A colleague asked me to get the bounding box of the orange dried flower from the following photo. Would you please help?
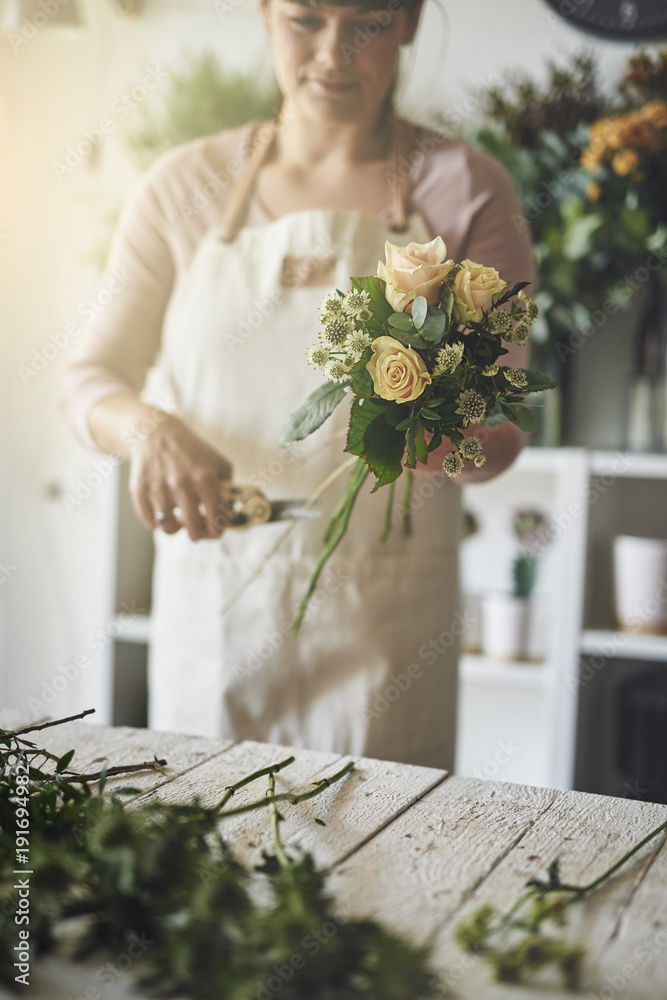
[612,148,640,176]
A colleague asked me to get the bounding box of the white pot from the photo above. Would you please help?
[613,535,667,635]
[481,594,546,663]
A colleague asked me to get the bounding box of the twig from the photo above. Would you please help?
[268,772,291,869]
[558,819,667,897]
[61,759,168,783]
[4,708,96,737]
[216,760,355,820]
[212,755,296,811]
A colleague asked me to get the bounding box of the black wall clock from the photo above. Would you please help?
[542,0,667,41]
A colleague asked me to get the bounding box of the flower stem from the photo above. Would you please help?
[216,760,355,820]
[268,772,291,869]
[379,480,395,543]
[212,755,296,812]
[402,470,413,536]
[219,456,360,617]
[560,819,667,896]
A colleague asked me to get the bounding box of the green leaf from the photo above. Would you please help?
[483,401,510,427]
[388,312,414,332]
[352,275,393,324]
[382,326,431,351]
[97,766,108,796]
[396,413,418,431]
[426,432,443,453]
[414,423,428,464]
[439,284,455,329]
[419,407,442,421]
[521,370,559,392]
[280,381,349,447]
[419,310,447,343]
[412,296,428,329]
[56,749,75,773]
[363,416,406,491]
[346,398,386,457]
[349,347,374,399]
[504,402,537,433]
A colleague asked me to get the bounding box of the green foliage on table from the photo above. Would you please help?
[0,715,442,999]
[125,50,279,169]
[456,824,667,991]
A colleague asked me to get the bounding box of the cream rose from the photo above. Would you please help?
[365,336,431,404]
[452,260,506,325]
[377,236,454,314]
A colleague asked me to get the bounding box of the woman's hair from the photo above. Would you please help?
[287,0,420,10]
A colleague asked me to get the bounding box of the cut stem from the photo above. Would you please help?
[268,772,291,869]
[220,456,360,617]
[379,480,395,543]
[216,760,355,820]
[212,755,296,812]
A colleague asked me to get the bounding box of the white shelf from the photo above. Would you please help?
[112,613,152,644]
[581,629,667,662]
[590,451,667,480]
[460,654,551,687]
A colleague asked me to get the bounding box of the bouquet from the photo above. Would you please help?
[279,237,557,631]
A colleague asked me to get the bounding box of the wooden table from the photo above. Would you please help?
[1,711,666,1000]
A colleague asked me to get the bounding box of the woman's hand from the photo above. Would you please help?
[129,413,233,540]
[86,394,233,541]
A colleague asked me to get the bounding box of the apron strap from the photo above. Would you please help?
[218,116,414,243]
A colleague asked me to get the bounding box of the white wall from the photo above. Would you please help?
[0,0,657,720]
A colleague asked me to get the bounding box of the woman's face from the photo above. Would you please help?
[259,0,422,124]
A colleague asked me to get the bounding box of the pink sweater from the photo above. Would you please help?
[62,122,535,449]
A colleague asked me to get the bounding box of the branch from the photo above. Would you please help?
[3,708,96,737]
[216,760,356,820]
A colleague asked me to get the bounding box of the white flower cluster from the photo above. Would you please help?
[505,291,539,346]
[307,289,373,382]
[432,341,464,377]
[442,435,487,479]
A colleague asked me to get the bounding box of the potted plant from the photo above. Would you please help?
[481,508,548,663]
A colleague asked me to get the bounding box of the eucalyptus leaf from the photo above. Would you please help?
[412,296,428,329]
[388,312,414,332]
[280,381,349,447]
[419,310,447,343]
[384,327,431,351]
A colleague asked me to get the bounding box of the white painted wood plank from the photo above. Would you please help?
[428,788,667,1000]
[327,775,559,942]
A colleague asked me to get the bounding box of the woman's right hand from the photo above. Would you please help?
[128,412,233,541]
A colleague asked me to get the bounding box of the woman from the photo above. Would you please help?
[63,0,534,770]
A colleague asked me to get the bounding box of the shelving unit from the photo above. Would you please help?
[458,447,667,795]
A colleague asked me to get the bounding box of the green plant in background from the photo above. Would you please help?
[511,508,547,600]
[469,50,667,377]
[125,50,279,169]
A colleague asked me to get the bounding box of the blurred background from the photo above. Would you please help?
[1,0,666,801]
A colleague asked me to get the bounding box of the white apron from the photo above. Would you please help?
[145,121,461,770]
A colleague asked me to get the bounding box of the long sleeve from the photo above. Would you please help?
[61,125,252,450]
[410,133,536,296]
